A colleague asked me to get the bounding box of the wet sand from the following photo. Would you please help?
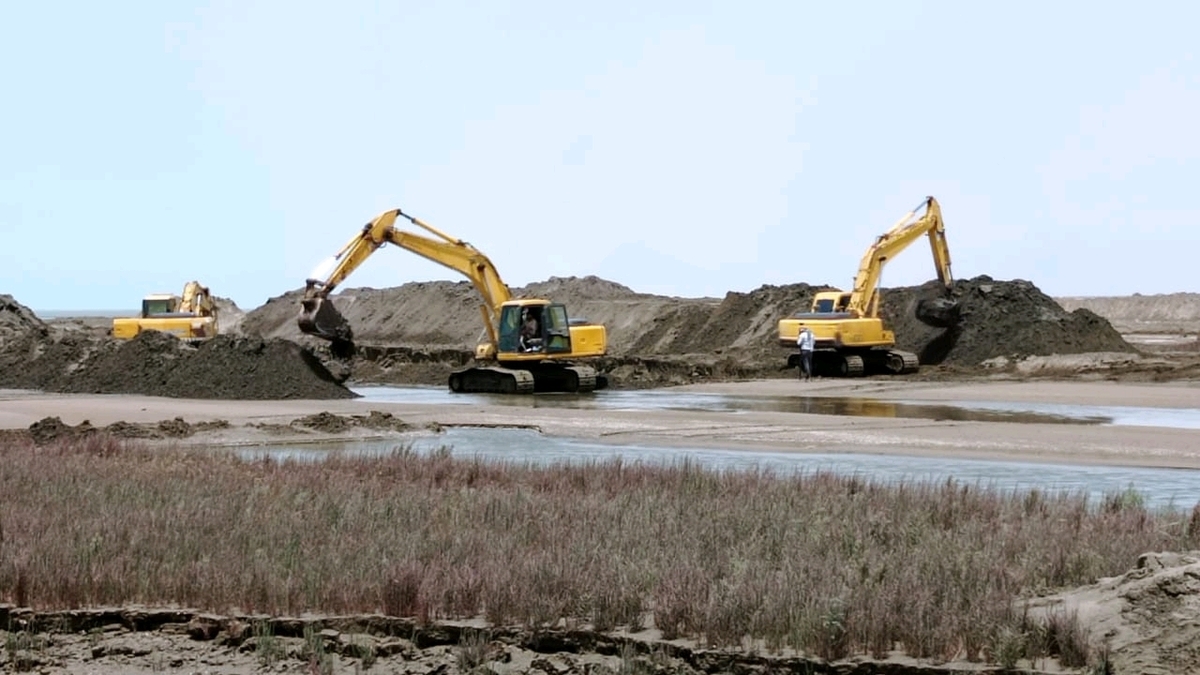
[2,379,1199,469]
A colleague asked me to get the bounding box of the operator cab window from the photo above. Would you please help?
[143,299,173,317]
[520,306,545,353]
[814,298,835,313]
[545,304,571,352]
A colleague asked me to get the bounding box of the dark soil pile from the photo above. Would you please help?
[0,293,48,347]
[160,335,355,400]
[0,300,358,399]
[292,410,413,433]
[627,283,835,357]
[7,416,232,445]
[58,333,357,400]
[881,275,1136,365]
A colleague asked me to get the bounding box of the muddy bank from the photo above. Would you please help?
[2,550,1197,673]
[0,605,1025,675]
[0,411,419,447]
[0,294,356,400]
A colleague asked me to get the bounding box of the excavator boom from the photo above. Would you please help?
[297,208,608,394]
[298,209,511,349]
[845,196,954,319]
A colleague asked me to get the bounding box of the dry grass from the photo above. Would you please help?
[1,433,1196,665]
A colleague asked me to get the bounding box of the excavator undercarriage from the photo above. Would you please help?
[447,362,605,395]
[787,347,920,378]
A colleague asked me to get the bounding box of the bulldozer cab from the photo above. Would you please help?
[498,303,573,356]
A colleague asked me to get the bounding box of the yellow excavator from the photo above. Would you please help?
[112,280,219,342]
[297,208,609,394]
[777,196,957,377]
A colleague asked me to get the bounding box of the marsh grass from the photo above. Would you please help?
[1,434,1196,664]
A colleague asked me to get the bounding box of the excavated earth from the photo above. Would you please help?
[0,294,355,400]
[881,276,1133,366]
[238,274,1142,388]
[0,273,1165,397]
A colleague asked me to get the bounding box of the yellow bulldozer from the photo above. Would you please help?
[297,208,608,394]
[112,280,219,342]
[777,196,958,377]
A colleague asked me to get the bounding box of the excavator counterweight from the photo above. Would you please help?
[296,208,609,394]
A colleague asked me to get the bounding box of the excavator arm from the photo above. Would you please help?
[845,196,954,318]
[298,208,513,349]
[179,281,217,317]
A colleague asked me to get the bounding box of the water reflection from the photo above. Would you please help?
[238,427,1200,511]
[352,386,1123,426]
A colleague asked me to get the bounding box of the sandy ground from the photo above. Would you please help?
[3,378,1200,470]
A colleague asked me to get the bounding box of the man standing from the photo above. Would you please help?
[796,327,815,381]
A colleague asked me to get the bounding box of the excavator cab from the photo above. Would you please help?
[141,295,178,317]
[498,303,575,356]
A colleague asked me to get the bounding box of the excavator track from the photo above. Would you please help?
[447,364,609,395]
[448,366,536,394]
[531,365,597,393]
[883,349,921,374]
[812,351,865,378]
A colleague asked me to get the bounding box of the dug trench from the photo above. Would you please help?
[0,274,1153,400]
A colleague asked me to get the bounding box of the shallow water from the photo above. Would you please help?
[352,385,1200,429]
[238,427,1200,511]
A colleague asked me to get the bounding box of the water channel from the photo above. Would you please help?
[352,385,1200,429]
[233,385,1200,511]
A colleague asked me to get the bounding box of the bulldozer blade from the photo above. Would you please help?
[298,296,355,343]
[915,297,960,328]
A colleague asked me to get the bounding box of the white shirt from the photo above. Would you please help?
[797,330,814,351]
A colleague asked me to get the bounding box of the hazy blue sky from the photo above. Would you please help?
[2,1,1196,311]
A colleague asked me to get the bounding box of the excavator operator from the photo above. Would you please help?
[520,307,543,352]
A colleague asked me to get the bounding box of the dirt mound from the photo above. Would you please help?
[0,293,48,347]
[882,276,1135,366]
[1058,292,1200,334]
[237,274,1134,386]
[0,327,357,400]
[1027,549,1200,674]
[11,416,230,445]
[213,295,247,335]
[1058,292,1200,323]
[292,410,413,433]
[240,279,827,359]
[162,335,355,400]
[520,275,646,301]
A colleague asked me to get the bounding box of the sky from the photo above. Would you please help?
[1,1,1196,311]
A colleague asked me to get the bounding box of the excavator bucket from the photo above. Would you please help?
[298,296,355,348]
[915,296,960,328]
